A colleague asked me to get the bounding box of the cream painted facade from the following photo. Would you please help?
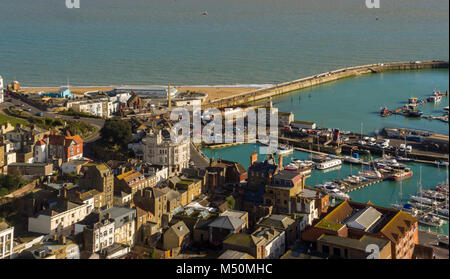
[142,130,190,177]
[114,220,135,248]
[0,224,14,259]
[28,202,91,236]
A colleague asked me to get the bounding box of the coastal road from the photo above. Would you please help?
[190,143,210,169]
[1,97,104,143]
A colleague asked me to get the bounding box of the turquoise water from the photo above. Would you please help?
[269,69,449,135]
[202,70,449,235]
[0,0,448,86]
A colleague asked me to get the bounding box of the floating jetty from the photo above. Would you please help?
[342,178,384,193]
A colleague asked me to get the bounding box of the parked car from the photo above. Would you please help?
[24,107,31,112]
[35,112,44,117]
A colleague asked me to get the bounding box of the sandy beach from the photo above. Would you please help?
[175,86,261,102]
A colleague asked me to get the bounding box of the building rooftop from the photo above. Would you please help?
[344,206,383,232]
[258,214,295,230]
[0,222,12,231]
[116,170,144,184]
[317,234,390,252]
[220,210,247,220]
[223,233,262,248]
[166,221,189,239]
[100,207,136,229]
[218,250,254,259]
[208,216,245,231]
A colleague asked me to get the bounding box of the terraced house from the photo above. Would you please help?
[0,222,14,259]
[79,163,114,209]
[101,207,136,248]
[114,170,157,197]
[44,132,83,162]
[28,190,91,236]
[302,200,419,259]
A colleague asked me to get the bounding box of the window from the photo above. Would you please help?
[333,248,341,257]
[322,245,329,255]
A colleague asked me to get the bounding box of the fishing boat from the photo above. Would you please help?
[276,145,294,155]
[343,156,363,164]
[380,106,391,117]
[291,159,315,169]
[391,168,413,181]
[406,110,423,117]
[435,184,449,194]
[437,208,449,218]
[395,156,413,163]
[358,170,382,179]
[311,154,330,162]
[427,91,443,103]
[417,213,444,227]
[408,97,418,104]
[284,163,313,176]
[376,156,401,168]
[391,203,418,216]
[410,195,438,206]
[419,189,447,202]
[329,191,351,201]
[202,11,208,15]
[343,175,365,185]
[315,159,342,170]
[435,160,449,168]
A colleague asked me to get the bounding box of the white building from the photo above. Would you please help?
[75,213,115,253]
[115,85,178,98]
[28,198,91,236]
[71,101,103,117]
[143,165,169,185]
[101,207,136,248]
[5,152,16,165]
[0,75,4,103]
[34,140,47,163]
[61,160,89,175]
[252,227,285,259]
[142,130,190,177]
[291,120,317,130]
[0,222,14,259]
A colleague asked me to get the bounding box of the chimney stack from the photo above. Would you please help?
[167,84,172,108]
[250,152,258,166]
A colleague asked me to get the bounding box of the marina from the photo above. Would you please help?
[202,69,449,236]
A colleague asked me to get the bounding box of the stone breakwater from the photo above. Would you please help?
[202,60,449,109]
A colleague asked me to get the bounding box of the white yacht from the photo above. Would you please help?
[315,159,342,170]
[276,145,294,155]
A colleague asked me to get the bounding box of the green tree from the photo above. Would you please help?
[0,171,27,192]
[100,118,132,148]
[0,187,9,197]
[226,196,235,210]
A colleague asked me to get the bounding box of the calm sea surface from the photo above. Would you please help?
[0,0,448,86]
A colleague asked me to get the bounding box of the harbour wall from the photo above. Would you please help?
[203,60,449,109]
